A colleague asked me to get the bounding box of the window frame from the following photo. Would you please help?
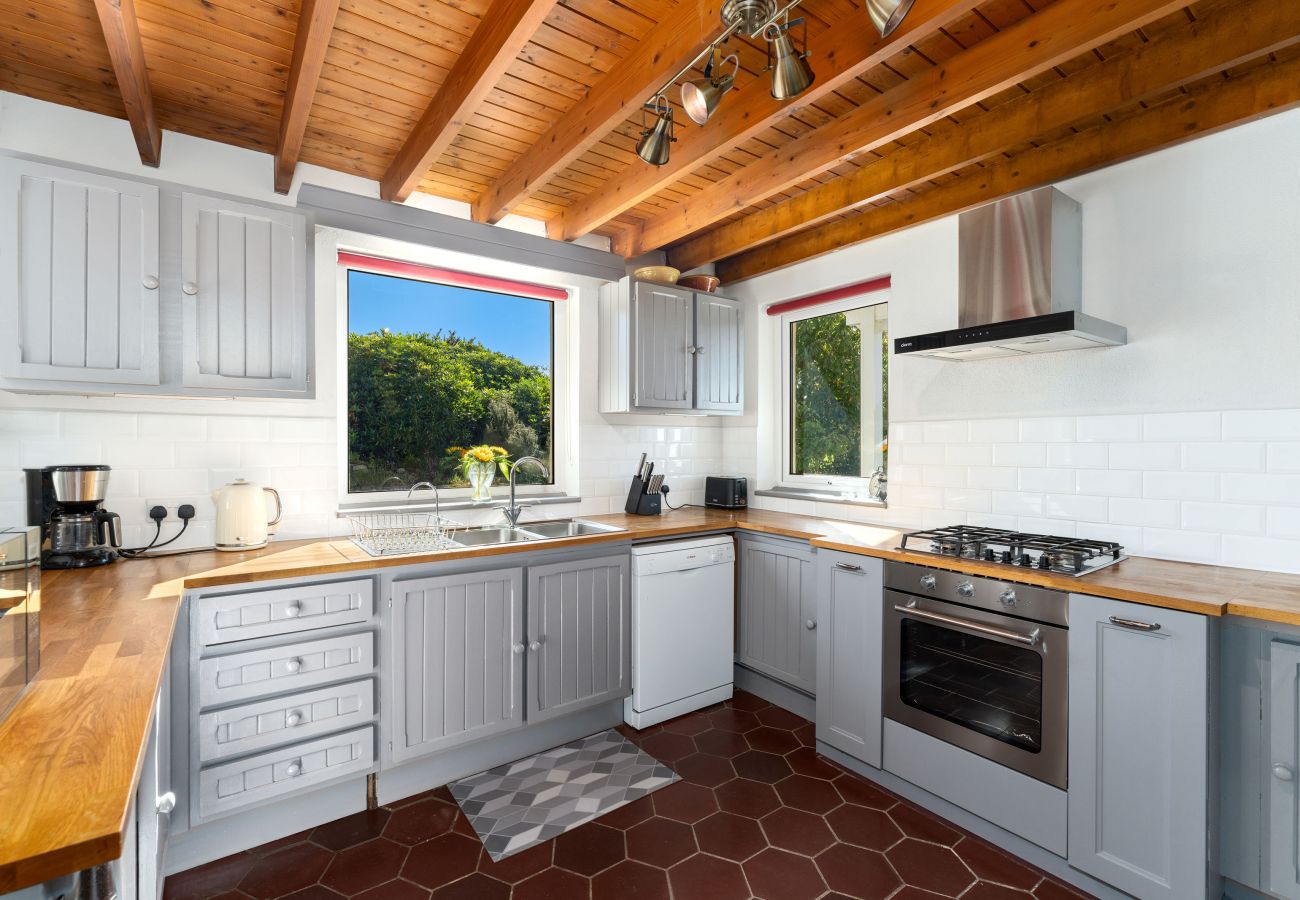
[330,231,576,509]
[778,291,889,494]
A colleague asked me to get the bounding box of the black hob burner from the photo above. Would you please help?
[897,525,1125,576]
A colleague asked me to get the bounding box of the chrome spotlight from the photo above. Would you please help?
[636,96,675,166]
[682,52,740,125]
[865,0,916,37]
[765,20,815,101]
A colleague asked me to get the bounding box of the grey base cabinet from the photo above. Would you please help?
[737,535,816,693]
[1067,593,1210,899]
[391,568,526,763]
[1270,640,1300,899]
[527,555,631,723]
[815,551,884,767]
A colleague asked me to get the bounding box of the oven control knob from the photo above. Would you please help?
[999,589,1017,607]
[920,574,937,590]
[956,581,975,598]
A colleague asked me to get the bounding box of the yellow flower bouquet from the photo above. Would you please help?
[454,445,512,501]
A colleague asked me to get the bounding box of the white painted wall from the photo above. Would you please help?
[0,92,716,549]
[725,107,1300,573]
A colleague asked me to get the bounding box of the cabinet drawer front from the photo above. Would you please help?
[198,632,375,707]
[198,678,375,762]
[198,726,374,820]
[197,579,373,646]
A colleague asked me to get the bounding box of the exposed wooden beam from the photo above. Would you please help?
[91,0,161,166]
[471,0,730,225]
[631,0,1191,258]
[546,0,985,243]
[715,54,1300,284]
[381,0,559,203]
[669,0,1300,270]
[274,0,341,194]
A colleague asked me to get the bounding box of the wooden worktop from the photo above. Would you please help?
[4,505,1300,891]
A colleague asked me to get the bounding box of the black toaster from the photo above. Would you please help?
[704,476,748,509]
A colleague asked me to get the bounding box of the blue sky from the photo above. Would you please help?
[347,271,553,369]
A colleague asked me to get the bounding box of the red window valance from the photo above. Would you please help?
[338,251,569,302]
[765,275,891,316]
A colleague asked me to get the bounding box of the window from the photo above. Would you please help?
[780,296,888,495]
[344,262,558,496]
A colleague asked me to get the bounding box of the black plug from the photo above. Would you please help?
[178,504,196,521]
[149,505,167,522]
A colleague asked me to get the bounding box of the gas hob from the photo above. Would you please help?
[897,525,1125,577]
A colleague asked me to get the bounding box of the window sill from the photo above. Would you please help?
[337,493,580,516]
[755,487,887,509]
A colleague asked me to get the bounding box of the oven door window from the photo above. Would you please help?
[899,617,1043,753]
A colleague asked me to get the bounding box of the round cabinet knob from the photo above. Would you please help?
[284,603,302,618]
[156,791,177,815]
[512,643,526,655]
[805,619,817,630]
[286,711,303,727]
[999,589,1017,607]
[286,761,302,777]
[142,275,159,290]
[957,581,975,598]
[920,575,937,590]
[182,281,198,295]
[1275,764,1296,782]
[284,657,303,674]
[529,641,542,652]
[686,346,697,355]
[695,346,706,354]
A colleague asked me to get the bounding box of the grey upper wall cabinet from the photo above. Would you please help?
[815,550,884,767]
[0,157,161,386]
[181,193,309,392]
[1067,593,1210,900]
[527,555,631,723]
[737,535,817,694]
[599,277,743,415]
[390,568,526,763]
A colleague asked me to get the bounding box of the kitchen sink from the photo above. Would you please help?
[518,519,626,539]
[451,526,537,547]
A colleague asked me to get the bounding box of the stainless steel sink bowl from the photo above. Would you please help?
[518,519,626,539]
[451,527,537,547]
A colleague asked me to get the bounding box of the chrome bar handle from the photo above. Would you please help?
[1108,615,1161,632]
[894,602,1040,646]
[834,562,863,573]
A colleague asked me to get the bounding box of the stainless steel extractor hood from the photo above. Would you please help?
[894,188,1126,360]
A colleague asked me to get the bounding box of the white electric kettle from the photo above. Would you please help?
[212,479,283,551]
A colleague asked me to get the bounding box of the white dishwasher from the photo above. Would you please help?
[624,535,736,729]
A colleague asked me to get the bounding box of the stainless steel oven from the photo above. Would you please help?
[883,561,1068,789]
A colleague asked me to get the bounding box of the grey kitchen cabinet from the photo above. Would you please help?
[1068,593,1210,899]
[0,156,160,387]
[815,550,883,767]
[180,193,308,392]
[390,568,526,763]
[737,535,817,693]
[1270,639,1300,899]
[527,554,631,723]
[598,277,743,415]
[136,660,173,900]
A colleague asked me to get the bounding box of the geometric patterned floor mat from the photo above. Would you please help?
[448,728,678,861]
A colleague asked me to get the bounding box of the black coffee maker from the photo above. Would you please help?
[25,465,123,568]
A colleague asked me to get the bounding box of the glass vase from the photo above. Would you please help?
[467,461,496,502]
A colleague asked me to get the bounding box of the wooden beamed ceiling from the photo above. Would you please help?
[2,0,1296,280]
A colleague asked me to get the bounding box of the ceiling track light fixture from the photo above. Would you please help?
[634,0,915,164]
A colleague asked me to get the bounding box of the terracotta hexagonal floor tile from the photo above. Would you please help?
[729,692,772,713]
[513,866,591,900]
[277,886,344,899]
[667,853,750,900]
[1033,878,1094,899]
[626,816,698,868]
[887,838,977,896]
[661,713,714,736]
[732,750,793,783]
[693,811,767,861]
[239,841,333,899]
[775,773,844,814]
[709,707,761,734]
[743,846,829,900]
[553,822,626,875]
[591,860,671,900]
[384,797,462,845]
[639,730,698,763]
[400,833,482,890]
[478,840,553,884]
[889,888,950,900]
[674,752,736,787]
[963,882,1037,899]
[784,746,843,780]
[694,728,751,758]
[756,705,807,730]
[888,804,965,846]
[825,804,904,851]
[311,808,392,851]
[320,837,409,895]
[596,794,656,830]
[793,722,816,747]
[353,878,432,900]
[760,806,836,857]
[715,777,782,818]
[430,873,509,900]
[746,726,801,755]
[816,843,902,900]
[652,781,718,823]
[163,852,256,899]
[954,837,1044,890]
[834,774,899,810]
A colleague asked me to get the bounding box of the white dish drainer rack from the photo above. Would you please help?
[341,483,465,556]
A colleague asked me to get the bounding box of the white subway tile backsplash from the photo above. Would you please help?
[1268,443,1300,473]
[1223,535,1300,573]
[945,443,992,467]
[140,414,206,441]
[1143,472,1218,502]
[1075,469,1142,497]
[174,442,244,469]
[1077,521,1144,555]
[0,410,60,439]
[1108,443,1180,471]
[0,442,17,469]
[968,418,1018,443]
[242,443,302,468]
[1108,497,1179,528]
[992,443,1046,467]
[1142,412,1221,442]
[1181,502,1265,535]
[1223,474,1300,505]
[102,440,174,470]
[61,412,138,439]
[1019,417,1075,443]
[1143,528,1221,563]
[20,440,103,468]
[923,421,968,444]
[1267,508,1300,540]
[966,467,1018,491]
[207,416,273,442]
[992,491,1044,517]
[1018,517,1074,537]
[140,468,211,496]
[1044,494,1108,523]
[1047,443,1108,469]
[1017,468,1074,493]
[270,418,334,442]
[942,489,990,512]
[1181,442,1265,472]
[923,466,967,488]
[1223,409,1300,441]
[1076,414,1142,443]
